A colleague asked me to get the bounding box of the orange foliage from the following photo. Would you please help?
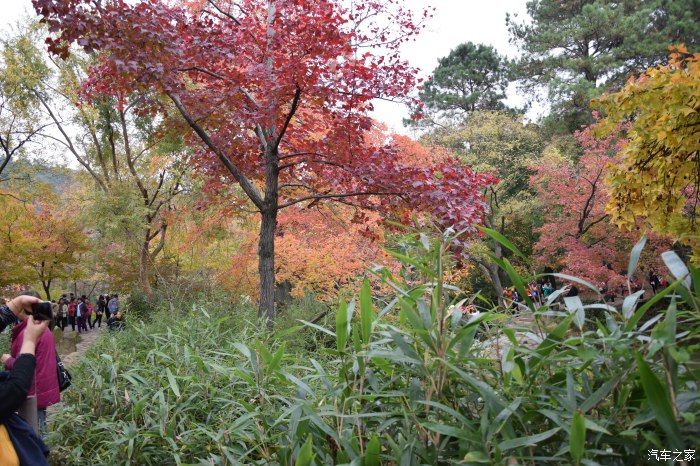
[225,205,390,301]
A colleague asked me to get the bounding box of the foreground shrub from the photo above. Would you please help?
[49,231,699,465]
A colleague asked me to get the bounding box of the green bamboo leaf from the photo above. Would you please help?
[564,296,585,330]
[230,410,258,431]
[421,422,475,441]
[498,427,561,451]
[463,451,490,463]
[269,343,285,372]
[662,250,691,289]
[580,374,622,413]
[336,300,349,352]
[386,250,430,275]
[489,253,534,308]
[487,397,522,441]
[297,319,336,337]
[536,315,573,357]
[295,436,315,466]
[545,273,601,294]
[445,362,505,412]
[622,290,645,319]
[627,235,647,280]
[360,279,375,343]
[363,433,380,466]
[626,278,682,331]
[165,368,180,398]
[416,400,471,425]
[583,418,611,435]
[282,371,315,399]
[691,264,700,299]
[635,354,683,450]
[569,410,585,465]
[478,225,529,262]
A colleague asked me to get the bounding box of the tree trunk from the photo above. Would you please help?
[138,232,153,296]
[42,280,52,301]
[258,207,277,323]
[477,260,504,307]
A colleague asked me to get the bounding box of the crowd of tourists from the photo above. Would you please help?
[52,293,124,333]
[502,270,668,309]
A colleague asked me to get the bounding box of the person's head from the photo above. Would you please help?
[19,290,40,299]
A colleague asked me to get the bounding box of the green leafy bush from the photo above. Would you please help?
[48,230,699,465]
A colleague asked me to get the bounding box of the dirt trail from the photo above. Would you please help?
[56,325,106,367]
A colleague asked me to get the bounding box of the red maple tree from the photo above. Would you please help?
[532,123,668,294]
[34,0,494,320]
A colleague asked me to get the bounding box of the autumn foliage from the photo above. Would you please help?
[222,206,388,301]
[34,0,494,318]
[0,187,88,299]
[532,124,668,292]
[594,48,700,260]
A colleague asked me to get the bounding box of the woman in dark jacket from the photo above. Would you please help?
[0,296,51,465]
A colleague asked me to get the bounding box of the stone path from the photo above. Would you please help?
[56,325,105,367]
[478,309,542,359]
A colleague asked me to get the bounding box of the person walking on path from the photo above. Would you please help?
[58,298,68,331]
[94,295,106,329]
[85,298,94,329]
[68,299,76,331]
[107,294,119,318]
[76,297,88,334]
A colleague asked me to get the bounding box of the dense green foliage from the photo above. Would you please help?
[507,0,700,132]
[412,42,509,126]
[423,111,546,302]
[48,231,699,465]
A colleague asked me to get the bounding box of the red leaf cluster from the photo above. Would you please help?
[34,0,491,232]
[532,124,669,293]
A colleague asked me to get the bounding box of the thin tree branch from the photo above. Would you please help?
[167,92,264,210]
[272,85,301,152]
[279,190,400,209]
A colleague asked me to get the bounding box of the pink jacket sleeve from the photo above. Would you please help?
[4,356,16,370]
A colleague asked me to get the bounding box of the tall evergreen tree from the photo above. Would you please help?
[411,42,510,126]
[507,0,700,133]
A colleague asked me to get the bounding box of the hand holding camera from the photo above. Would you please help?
[29,302,53,321]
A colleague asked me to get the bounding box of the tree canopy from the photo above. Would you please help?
[413,42,509,125]
[595,48,700,260]
[508,0,700,132]
[34,0,494,320]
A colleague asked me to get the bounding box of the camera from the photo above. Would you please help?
[30,302,53,321]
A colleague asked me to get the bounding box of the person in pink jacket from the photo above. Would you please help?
[2,307,60,438]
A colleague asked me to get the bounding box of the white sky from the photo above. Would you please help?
[1,0,534,136]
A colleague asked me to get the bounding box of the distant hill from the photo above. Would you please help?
[2,158,77,193]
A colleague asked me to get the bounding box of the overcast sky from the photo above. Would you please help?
[1,0,533,135]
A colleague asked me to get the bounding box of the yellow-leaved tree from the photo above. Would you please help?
[594,47,699,258]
